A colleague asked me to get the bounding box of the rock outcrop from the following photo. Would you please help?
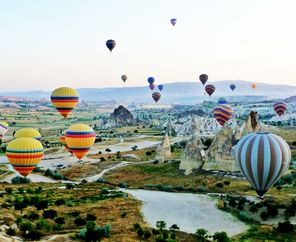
[156,134,171,163]
[111,105,134,126]
[207,126,233,162]
[241,111,263,136]
[179,135,206,175]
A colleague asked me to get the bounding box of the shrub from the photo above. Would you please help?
[249,206,258,213]
[28,212,39,220]
[260,212,268,220]
[43,209,57,219]
[86,214,97,221]
[133,223,141,231]
[5,187,13,194]
[277,220,294,233]
[118,182,128,189]
[223,181,230,186]
[97,178,106,183]
[36,218,51,231]
[74,217,86,227]
[6,227,16,236]
[137,228,144,238]
[26,230,42,240]
[174,185,184,191]
[143,230,152,240]
[267,205,278,217]
[216,183,224,188]
[12,176,31,184]
[35,200,48,210]
[55,199,65,206]
[212,231,230,242]
[197,186,206,193]
[66,183,74,190]
[101,188,109,195]
[237,211,252,222]
[69,211,80,217]
[195,228,209,241]
[19,221,34,233]
[54,217,65,225]
[145,151,152,156]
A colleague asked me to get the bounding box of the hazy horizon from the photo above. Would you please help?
[1,0,296,91]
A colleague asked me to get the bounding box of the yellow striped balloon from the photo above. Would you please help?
[65,124,95,160]
[6,138,44,177]
[0,122,9,138]
[51,87,79,118]
[59,130,72,154]
[14,128,41,140]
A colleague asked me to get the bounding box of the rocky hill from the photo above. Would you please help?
[111,105,134,126]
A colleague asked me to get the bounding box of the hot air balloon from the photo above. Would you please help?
[230,84,236,91]
[121,75,127,83]
[205,84,215,96]
[170,18,177,26]
[149,84,156,90]
[213,103,233,126]
[65,124,96,160]
[0,122,9,139]
[14,128,41,140]
[158,84,164,91]
[218,97,227,104]
[51,87,79,119]
[273,102,287,116]
[235,132,291,198]
[152,92,161,103]
[6,137,44,177]
[251,83,256,90]
[199,74,208,86]
[147,77,155,85]
[59,130,72,154]
[106,39,116,52]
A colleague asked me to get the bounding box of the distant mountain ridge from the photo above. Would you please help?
[0,81,295,105]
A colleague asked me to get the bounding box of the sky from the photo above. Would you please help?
[0,0,296,91]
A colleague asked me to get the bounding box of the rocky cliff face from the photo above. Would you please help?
[179,135,206,175]
[111,105,134,126]
[207,126,234,162]
[156,134,171,163]
[241,111,264,136]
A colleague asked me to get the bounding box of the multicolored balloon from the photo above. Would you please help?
[149,84,156,90]
[59,130,72,154]
[51,87,79,118]
[147,77,155,85]
[65,124,96,160]
[6,137,44,177]
[235,132,291,198]
[170,18,177,26]
[14,128,41,140]
[158,84,164,91]
[273,102,287,116]
[230,84,236,91]
[205,84,215,96]
[106,39,116,52]
[121,75,127,82]
[0,122,9,139]
[213,103,233,126]
[152,92,161,103]
[199,74,208,86]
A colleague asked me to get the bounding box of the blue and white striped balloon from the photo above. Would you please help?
[235,132,291,198]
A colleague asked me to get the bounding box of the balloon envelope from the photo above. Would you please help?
[149,84,156,90]
[65,124,96,160]
[147,77,155,85]
[0,122,9,138]
[251,83,256,89]
[152,92,161,103]
[205,84,215,96]
[51,87,79,118]
[235,132,291,198]
[6,137,44,177]
[14,128,41,140]
[199,74,208,86]
[170,18,177,26]
[213,104,233,126]
[106,39,116,52]
[158,84,164,91]
[273,102,287,116]
[230,84,236,91]
[218,97,227,104]
[121,75,127,82]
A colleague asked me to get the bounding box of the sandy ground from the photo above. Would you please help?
[123,189,248,236]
